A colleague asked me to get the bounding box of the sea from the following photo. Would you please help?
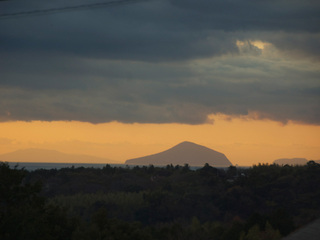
[6,162,236,171]
[7,162,125,171]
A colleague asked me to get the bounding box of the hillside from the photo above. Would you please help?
[125,141,232,167]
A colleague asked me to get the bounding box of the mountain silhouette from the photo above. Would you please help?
[125,141,232,167]
[0,148,115,163]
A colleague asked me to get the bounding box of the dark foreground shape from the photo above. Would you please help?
[282,218,320,240]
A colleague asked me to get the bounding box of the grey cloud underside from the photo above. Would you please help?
[1,57,319,124]
[1,87,319,124]
[0,0,320,124]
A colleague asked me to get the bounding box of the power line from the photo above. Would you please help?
[0,0,150,19]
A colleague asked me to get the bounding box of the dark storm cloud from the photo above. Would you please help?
[1,0,319,61]
[170,0,320,31]
[0,0,320,124]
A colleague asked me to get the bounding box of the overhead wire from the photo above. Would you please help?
[0,0,150,19]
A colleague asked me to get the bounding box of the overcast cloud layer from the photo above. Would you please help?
[1,0,320,124]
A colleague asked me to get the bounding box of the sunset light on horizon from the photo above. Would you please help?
[1,113,319,166]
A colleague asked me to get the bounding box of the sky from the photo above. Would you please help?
[0,0,319,165]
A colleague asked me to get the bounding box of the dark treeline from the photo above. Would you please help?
[1,161,320,240]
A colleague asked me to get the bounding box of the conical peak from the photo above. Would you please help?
[174,141,197,147]
[171,141,214,152]
[126,141,232,167]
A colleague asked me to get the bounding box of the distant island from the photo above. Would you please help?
[125,141,232,167]
[0,148,115,164]
[273,158,320,166]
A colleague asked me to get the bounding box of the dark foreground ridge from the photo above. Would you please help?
[1,161,320,240]
[126,141,232,167]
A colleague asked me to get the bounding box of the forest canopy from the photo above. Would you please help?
[1,161,320,240]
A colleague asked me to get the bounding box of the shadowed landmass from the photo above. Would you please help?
[125,141,232,167]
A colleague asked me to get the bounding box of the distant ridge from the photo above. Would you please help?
[125,141,232,167]
[0,148,115,164]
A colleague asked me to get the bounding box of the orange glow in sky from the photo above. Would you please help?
[0,114,319,166]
